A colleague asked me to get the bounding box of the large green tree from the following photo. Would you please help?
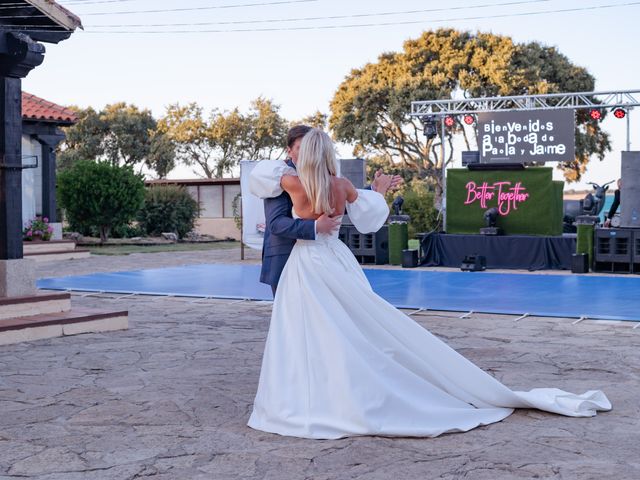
[58,103,176,178]
[329,28,610,203]
[242,97,289,161]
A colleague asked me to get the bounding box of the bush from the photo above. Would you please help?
[137,185,200,239]
[110,223,145,239]
[57,161,145,243]
[387,179,440,238]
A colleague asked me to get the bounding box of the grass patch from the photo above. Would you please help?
[88,241,239,256]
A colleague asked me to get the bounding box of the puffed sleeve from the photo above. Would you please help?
[248,160,297,199]
[346,189,389,233]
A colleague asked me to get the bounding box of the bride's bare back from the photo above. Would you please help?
[281,173,357,220]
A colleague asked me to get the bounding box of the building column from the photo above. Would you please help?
[0,31,45,297]
[0,76,23,260]
[37,133,64,222]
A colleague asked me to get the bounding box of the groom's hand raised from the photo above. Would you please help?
[372,169,403,196]
[316,213,342,235]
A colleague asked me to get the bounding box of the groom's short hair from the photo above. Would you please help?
[287,125,312,148]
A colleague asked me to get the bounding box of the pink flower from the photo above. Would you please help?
[43,217,49,223]
[48,226,54,233]
[26,230,32,236]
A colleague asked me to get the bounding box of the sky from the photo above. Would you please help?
[23,0,640,189]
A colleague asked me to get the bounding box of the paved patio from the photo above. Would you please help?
[0,246,638,479]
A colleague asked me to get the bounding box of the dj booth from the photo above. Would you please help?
[419,232,576,270]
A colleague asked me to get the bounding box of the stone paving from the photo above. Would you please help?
[0,246,638,479]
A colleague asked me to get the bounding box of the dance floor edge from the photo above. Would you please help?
[37,264,640,322]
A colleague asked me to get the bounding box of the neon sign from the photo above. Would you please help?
[464,181,530,216]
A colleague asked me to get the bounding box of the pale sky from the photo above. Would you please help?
[24,0,640,189]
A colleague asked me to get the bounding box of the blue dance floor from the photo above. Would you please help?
[37,264,640,322]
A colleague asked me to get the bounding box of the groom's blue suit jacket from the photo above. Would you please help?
[260,159,315,288]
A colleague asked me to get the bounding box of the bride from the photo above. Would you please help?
[247,128,611,440]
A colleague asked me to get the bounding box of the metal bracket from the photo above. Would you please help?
[0,155,38,170]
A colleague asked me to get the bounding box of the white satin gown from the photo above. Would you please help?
[246,161,611,440]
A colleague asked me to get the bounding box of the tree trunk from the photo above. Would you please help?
[99,225,110,244]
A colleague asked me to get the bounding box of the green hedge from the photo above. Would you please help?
[137,185,201,239]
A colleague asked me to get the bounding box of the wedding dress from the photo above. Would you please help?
[246,161,611,440]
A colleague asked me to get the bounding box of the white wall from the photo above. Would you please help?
[21,135,42,228]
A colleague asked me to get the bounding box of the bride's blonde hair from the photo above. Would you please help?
[297,128,339,215]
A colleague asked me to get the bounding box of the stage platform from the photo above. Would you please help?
[37,264,640,322]
[419,233,577,270]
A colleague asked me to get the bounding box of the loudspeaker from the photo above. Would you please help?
[341,225,389,265]
[339,158,366,189]
[594,228,633,273]
[621,151,640,228]
[571,253,589,274]
[460,255,486,271]
[402,249,419,268]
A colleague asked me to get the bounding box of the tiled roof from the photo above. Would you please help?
[22,92,78,124]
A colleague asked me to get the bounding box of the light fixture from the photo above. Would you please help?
[589,109,602,121]
[422,115,438,139]
[463,114,475,125]
[444,116,456,127]
[613,107,626,119]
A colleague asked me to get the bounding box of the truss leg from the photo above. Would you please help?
[229,298,251,305]
[114,293,138,300]
[572,316,587,325]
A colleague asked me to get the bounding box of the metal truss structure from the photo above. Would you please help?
[410,89,640,117]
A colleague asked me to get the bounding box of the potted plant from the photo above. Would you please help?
[23,216,54,241]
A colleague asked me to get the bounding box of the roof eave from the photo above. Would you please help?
[23,0,83,31]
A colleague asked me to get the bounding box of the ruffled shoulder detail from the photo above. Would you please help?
[346,189,389,233]
[249,160,297,199]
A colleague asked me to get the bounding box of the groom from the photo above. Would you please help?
[259,125,401,295]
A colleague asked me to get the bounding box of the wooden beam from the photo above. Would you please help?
[0,77,24,259]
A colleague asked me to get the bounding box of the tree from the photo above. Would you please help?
[146,132,176,179]
[57,160,145,243]
[158,98,289,178]
[158,103,234,178]
[329,28,610,203]
[242,97,289,161]
[100,103,157,167]
[58,103,177,177]
[296,110,328,130]
[57,106,107,171]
